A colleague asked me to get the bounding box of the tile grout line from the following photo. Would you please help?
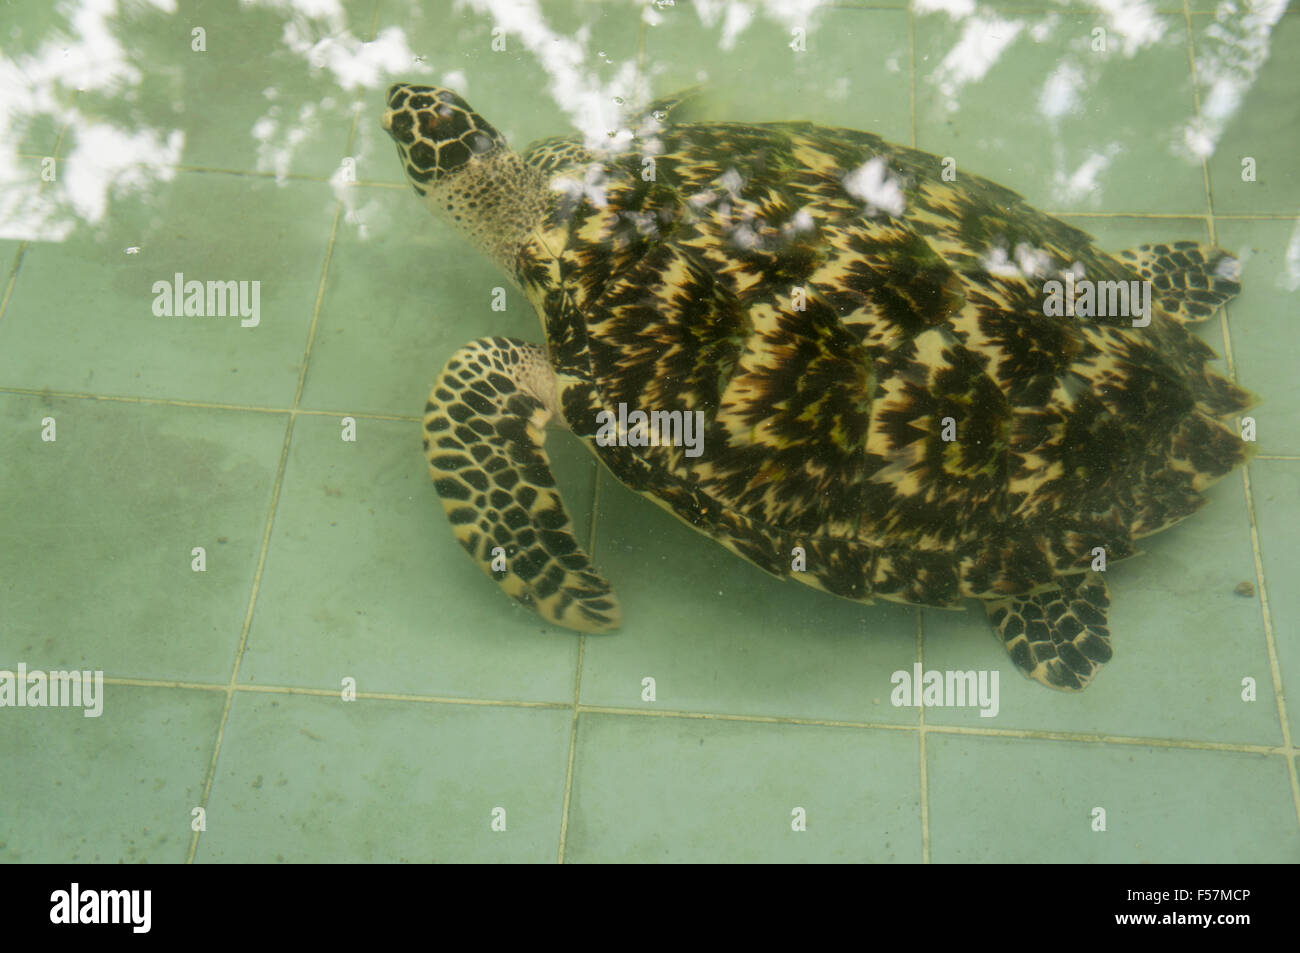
[558,469,610,864]
[6,159,1293,220]
[1182,0,1300,831]
[915,608,930,864]
[556,476,604,864]
[0,245,27,331]
[556,633,585,864]
[1179,0,1234,375]
[574,705,1294,756]
[906,0,916,151]
[907,0,929,866]
[3,158,413,188]
[1240,464,1300,826]
[183,25,377,859]
[36,667,1297,755]
[184,415,295,864]
[555,0,653,865]
[5,384,1300,462]
[0,91,80,335]
[907,722,1288,755]
[0,386,423,422]
[1050,211,1294,220]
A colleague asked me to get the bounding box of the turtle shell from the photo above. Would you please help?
[512,120,1254,609]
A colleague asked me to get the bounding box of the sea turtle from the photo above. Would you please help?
[381,82,1254,691]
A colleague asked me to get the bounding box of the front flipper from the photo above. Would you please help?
[984,573,1113,691]
[423,336,620,632]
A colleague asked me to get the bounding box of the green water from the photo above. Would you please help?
[0,0,1297,863]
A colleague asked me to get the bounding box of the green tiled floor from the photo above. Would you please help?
[0,173,336,405]
[915,12,1209,214]
[1,0,1296,864]
[196,694,574,863]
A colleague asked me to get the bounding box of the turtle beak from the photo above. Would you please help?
[382,83,421,143]
[382,85,405,133]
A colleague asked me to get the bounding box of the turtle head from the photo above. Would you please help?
[382,84,508,188]
[382,83,546,271]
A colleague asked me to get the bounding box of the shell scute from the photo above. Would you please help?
[519,119,1254,606]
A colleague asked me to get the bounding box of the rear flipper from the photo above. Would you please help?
[1117,241,1241,324]
[423,337,620,632]
[985,573,1113,691]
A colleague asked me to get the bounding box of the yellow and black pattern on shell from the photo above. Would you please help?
[514,120,1255,609]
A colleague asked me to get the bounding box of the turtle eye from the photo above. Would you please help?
[417,103,472,142]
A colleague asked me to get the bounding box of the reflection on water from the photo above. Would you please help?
[0,0,1295,864]
[0,0,1293,260]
